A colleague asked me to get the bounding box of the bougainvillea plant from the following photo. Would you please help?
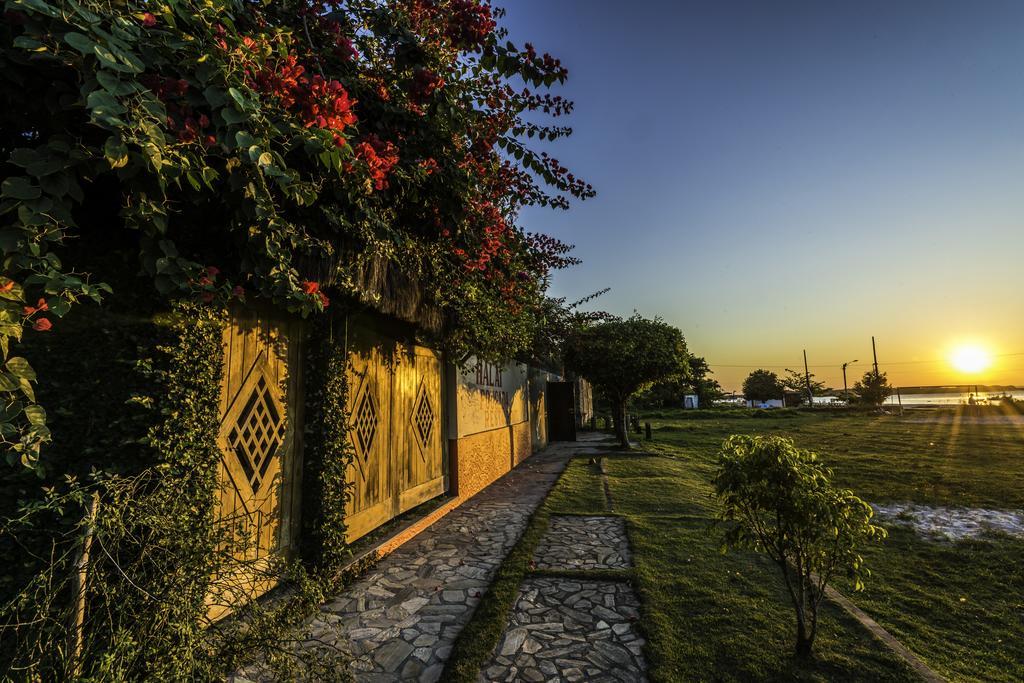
[0,0,593,472]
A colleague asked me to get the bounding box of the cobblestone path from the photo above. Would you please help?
[479,510,647,682]
[235,435,611,683]
[480,578,645,683]
[532,516,632,571]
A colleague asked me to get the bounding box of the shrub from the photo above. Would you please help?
[712,435,887,657]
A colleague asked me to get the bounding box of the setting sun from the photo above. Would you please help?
[950,345,993,374]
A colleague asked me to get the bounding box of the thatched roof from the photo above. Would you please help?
[300,251,444,336]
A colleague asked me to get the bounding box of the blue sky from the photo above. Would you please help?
[500,0,1024,389]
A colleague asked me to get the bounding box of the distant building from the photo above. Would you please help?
[747,399,785,409]
[683,394,699,409]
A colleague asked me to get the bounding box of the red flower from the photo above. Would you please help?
[419,158,439,175]
[354,135,400,190]
[32,318,52,332]
[200,292,215,303]
[205,266,220,278]
[317,291,330,308]
[22,298,48,316]
[301,281,319,295]
[232,285,246,299]
[141,12,157,28]
[0,281,13,294]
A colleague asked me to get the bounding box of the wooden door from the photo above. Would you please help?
[396,343,445,513]
[210,308,303,618]
[344,320,445,542]
[344,324,396,541]
[546,381,577,442]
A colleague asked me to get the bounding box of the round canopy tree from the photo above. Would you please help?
[564,314,688,448]
[742,368,783,403]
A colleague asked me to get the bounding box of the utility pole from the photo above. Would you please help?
[842,359,858,401]
[872,336,879,375]
[803,349,813,406]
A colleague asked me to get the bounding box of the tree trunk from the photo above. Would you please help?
[795,626,813,658]
[613,398,630,449]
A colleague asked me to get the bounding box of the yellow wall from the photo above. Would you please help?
[451,421,531,500]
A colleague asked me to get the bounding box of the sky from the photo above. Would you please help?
[499,0,1024,391]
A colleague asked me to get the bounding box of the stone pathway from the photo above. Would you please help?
[480,510,647,682]
[533,516,631,571]
[234,434,612,682]
[478,578,645,683]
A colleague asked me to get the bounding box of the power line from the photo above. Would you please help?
[708,351,1024,369]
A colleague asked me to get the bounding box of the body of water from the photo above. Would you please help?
[886,390,1024,406]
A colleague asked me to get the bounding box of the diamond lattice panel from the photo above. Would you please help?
[353,386,379,461]
[412,383,435,453]
[226,375,285,494]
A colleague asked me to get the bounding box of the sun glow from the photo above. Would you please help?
[950,345,993,374]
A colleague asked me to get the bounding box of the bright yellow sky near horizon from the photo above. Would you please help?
[693,321,1024,393]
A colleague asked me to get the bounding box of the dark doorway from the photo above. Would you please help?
[546,381,577,442]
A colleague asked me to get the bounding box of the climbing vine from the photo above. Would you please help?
[1,0,592,470]
[0,301,360,680]
[301,310,355,576]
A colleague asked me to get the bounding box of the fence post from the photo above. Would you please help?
[69,491,100,678]
[644,422,652,440]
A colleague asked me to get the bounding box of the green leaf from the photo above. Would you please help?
[221,108,248,125]
[24,404,46,426]
[12,36,46,52]
[103,137,130,168]
[63,32,95,55]
[0,372,17,392]
[96,70,136,96]
[6,357,36,381]
[234,131,255,149]
[18,377,35,403]
[2,177,40,200]
[228,87,248,110]
[93,44,129,72]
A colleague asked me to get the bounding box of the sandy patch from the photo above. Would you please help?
[871,503,1024,541]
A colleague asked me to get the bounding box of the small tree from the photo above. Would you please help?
[853,369,893,406]
[781,369,827,406]
[688,356,724,407]
[564,314,688,448]
[742,369,783,403]
[713,435,886,657]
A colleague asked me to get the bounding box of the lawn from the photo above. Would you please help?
[445,438,918,681]
[640,409,1024,682]
[598,453,915,682]
[445,410,1022,681]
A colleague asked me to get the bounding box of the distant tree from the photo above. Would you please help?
[635,355,721,409]
[853,370,893,406]
[688,356,724,407]
[742,369,783,403]
[564,314,689,448]
[782,369,827,406]
[713,435,887,657]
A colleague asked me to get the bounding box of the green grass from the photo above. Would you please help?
[445,450,917,682]
[642,409,1024,682]
[604,454,915,682]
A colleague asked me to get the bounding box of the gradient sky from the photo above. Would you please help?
[500,0,1024,391]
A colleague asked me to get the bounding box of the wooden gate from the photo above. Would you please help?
[344,320,445,542]
[209,308,303,618]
